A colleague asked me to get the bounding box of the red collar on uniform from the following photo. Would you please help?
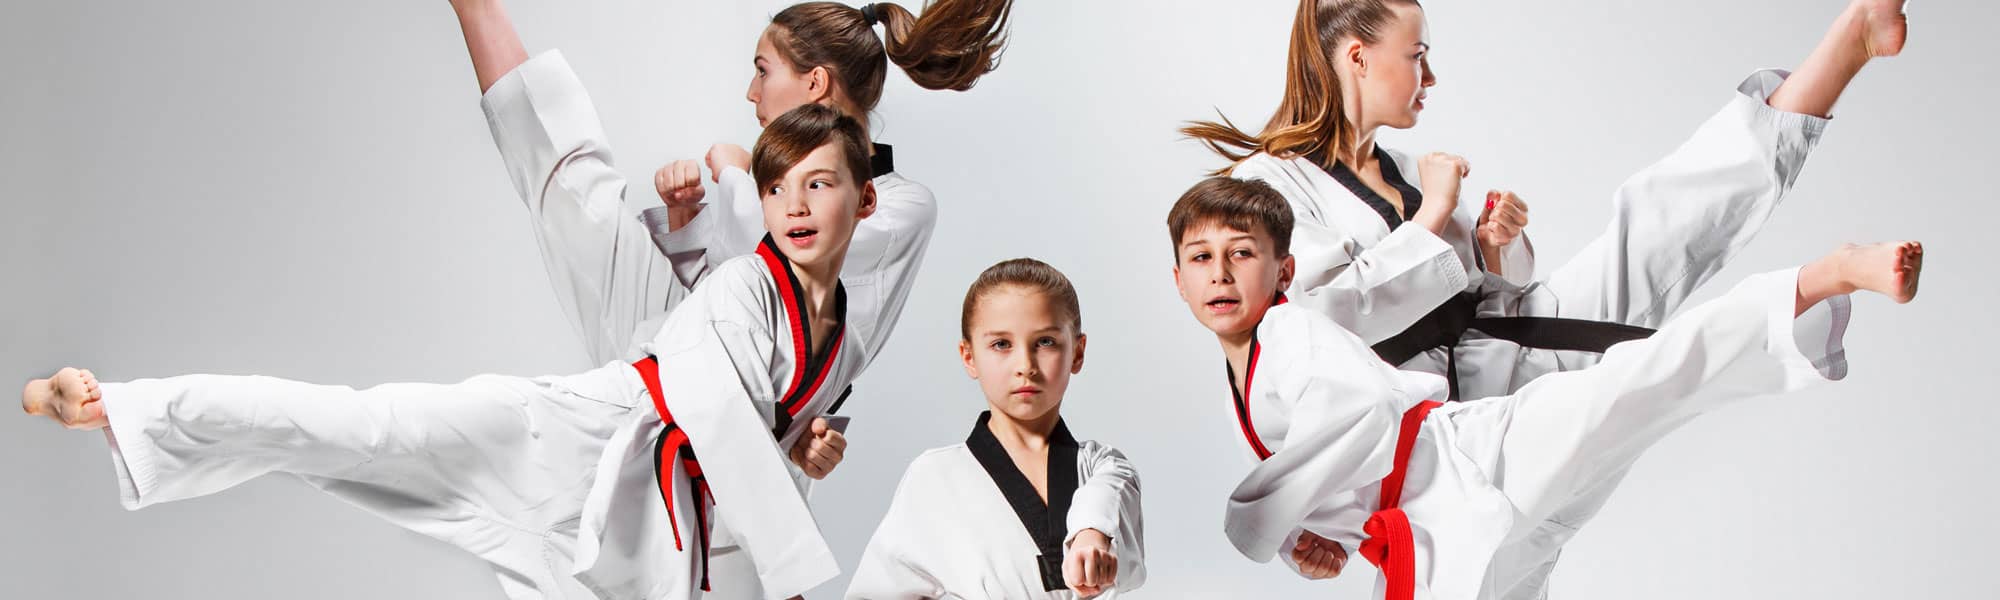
[755,235,848,436]
[1227,292,1289,460]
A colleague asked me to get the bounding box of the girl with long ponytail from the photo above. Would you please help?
[1183,0,1911,594]
[450,0,1017,597]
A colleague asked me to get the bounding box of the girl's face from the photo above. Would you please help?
[747,26,830,128]
[960,286,1086,425]
[1347,4,1436,131]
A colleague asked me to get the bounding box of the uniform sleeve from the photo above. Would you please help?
[1064,442,1147,593]
[1221,329,1410,563]
[481,49,676,364]
[639,165,768,289]
[840,178,940,365]
[1493,232,1536,286]
[844,465,949,600]
[1238,160,1471,346]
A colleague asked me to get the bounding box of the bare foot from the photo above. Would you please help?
[1852,0,1909,58]
[1839,241,1924,303]
[23,368,105,429]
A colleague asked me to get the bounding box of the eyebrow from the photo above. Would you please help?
[798,168,839,179]
[1181,234,1257,249]
[981,326,1063,337]
[1416,42,1431,50]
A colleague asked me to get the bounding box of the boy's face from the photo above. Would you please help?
[1173,222,1294,341]
[959,286,1086,425]
[761,142,876,271]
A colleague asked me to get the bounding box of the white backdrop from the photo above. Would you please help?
[3,1,1994,598]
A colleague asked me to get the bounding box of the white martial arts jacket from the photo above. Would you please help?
[1232,70,1826,401]
[484,51,933,373]
[1221,266,1852,600]
[478,51,936,600]
[846,412,1146,599]
[572,228,931,598]
[1222,299,1514,599]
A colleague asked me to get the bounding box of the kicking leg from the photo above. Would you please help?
[1461,241,1924,528]
[1539,0,1909,330]
[1766,0,1908,118]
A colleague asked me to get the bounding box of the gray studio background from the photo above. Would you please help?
[4,1,1994,598]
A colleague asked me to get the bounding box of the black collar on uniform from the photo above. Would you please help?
[1322,145,1425,229]
[870,143,895,177]
[966,410,1080,591]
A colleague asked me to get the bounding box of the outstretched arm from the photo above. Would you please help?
[450,0,530,94]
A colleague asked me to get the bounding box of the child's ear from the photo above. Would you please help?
[1070,332,1087,375]
[855,180,878,220]
[958,339,979,379]
[1172,265,1187,302]
[1279,254,1296,292]
[1347,40,1368,76]
[807,66,833,103]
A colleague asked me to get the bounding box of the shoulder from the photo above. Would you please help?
[1076,439,1136,472]
[674,254,780,328]
[888,443,973,496]
[1231,152,1308,182]
[903,443,971,478]
[1262,304,1368,362]
[701,254,777,296]
[872,173,938,219]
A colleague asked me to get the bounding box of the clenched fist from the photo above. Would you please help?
[1413,152,1470,235]
[1064,528,1119,598]
[705,143,750,182]
[1292,530,1349,580]
[788,417,847,479]
[1477,190,1530,249]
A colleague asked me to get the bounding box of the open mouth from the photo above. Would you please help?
[785,227,819,244]
[1205,296,1241,312]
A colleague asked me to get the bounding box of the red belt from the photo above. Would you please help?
[633,356,713,592]
[1356,400,1442,600]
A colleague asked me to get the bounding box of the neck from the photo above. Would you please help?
[1342,124,1380,168]
[1219,327,1255,387]
[987,407,1060,455]
[793,256,845,329]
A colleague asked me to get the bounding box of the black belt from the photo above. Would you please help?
[1371,293,1657,400]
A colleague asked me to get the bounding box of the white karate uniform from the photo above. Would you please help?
[483,51,931,371]
[1220,268,1851,600]
[846,412,1146,600]
[1231,70,1829,597]
[96,53,937,600]
[482,49,938,600]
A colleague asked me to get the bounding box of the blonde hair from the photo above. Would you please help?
[1180,0,1421,174]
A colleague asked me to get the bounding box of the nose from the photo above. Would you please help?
[1013,347,1040,379]
[1421,59,1437,88]
[746,78,759,105]
[783,189,811,217]
[1212,263,1235,285]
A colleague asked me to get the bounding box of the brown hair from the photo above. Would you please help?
[960,258,1083,341]
[751,104,874,193]
[1180,0,1421,174]
[769,0,1014,115]
[1166,177,1295,260]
